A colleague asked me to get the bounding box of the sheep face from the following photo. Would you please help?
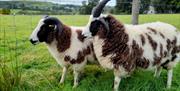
[30,16,62,45]
[82,0,110,38]
[82,15,109,38]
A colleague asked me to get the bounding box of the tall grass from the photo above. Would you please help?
[0,14,22,91]
[0,64,21,91]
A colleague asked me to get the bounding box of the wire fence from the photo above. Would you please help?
[0,13,53,90]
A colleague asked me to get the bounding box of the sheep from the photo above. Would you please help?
[82,0,180,91]
[29,16,97,88]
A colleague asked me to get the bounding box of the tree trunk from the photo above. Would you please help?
[131,0,140,25]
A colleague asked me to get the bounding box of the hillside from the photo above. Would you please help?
[0,1,81,15]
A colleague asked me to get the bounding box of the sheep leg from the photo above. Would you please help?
[73,70,80,88]
[113,76,121,91]
[72,60,87,88]
[154,66,162,77]
[167,69,173,88]
[113,69,121,91]
[59,66,68,84]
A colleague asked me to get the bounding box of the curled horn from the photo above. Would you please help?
[46,17,63,35]
[92,0,110,17]
[43,15,49,18]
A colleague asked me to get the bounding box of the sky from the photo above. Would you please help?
[0,0,116,6]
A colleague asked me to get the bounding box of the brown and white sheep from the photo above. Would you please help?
[82,0,180,91]
[29,16,97,88]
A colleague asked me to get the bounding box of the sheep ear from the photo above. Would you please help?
[98,18,109,32]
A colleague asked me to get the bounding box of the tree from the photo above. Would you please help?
[115,0,132,14]
[79,0,99,14]
[153,0,180,13]
[115,0,152,14]
[140,0,151,13]
[0,8,11,15]
[131,0,140,25]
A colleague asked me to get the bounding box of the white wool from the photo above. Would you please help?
[47,26,94,67]
[125,22,177,69]
[90,21,178,71]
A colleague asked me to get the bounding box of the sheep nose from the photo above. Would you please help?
[83,35,87,39]
[30,39,38,45]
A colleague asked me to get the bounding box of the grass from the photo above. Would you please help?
[0,14,180,91]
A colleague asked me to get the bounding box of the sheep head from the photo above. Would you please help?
[82,0,110,38]
[30,16,63,45]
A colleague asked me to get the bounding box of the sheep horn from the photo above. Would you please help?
[45,17,63,34]
[43,15,49,18]
[92,0,110,17]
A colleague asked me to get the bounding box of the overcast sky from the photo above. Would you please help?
[0,0,116,6]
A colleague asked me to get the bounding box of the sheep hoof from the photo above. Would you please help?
[59,81,64,85]
[113,89,118,91]
[167,85,171,89]
[154,73,159,78]
[153,74,157,78]
[72,85,77,88]
[58,82,65,88]
[154,75,160,78]
[72,84,78,88]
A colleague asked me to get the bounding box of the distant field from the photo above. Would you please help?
[0,14,180,91]
[11,9,42,14]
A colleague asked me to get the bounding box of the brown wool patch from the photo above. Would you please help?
[63,46,93,64]
[171,55,177,61]
[140,34,145,46]
[147,27,157,34]
[96,15,149,72]
[132,40,148,68]
[160,44,163,56]
[64,51,84,64]
[171,37,178,55]
[159,32,165,38]
[75,51,85,64]
[83,46,91,55]
[132,40,144,57]
[56,25,71,52]
[64,56,70,62]
[136,57,150,68]
[90,43,98,61]
[153,54,162,65]
[164,51,167,57]
[76,30,85,42]
[171,45,180,55]
[172,37,177,46]
[161,60,170,69]
[166,39,171,51]
[146,34,157,50]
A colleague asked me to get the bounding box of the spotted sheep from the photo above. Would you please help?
[29,16,97,88]
[82,0,180,91]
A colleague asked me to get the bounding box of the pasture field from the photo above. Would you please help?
[0,14,180,91]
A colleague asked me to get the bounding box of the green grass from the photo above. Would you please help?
[0,14,180,91]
